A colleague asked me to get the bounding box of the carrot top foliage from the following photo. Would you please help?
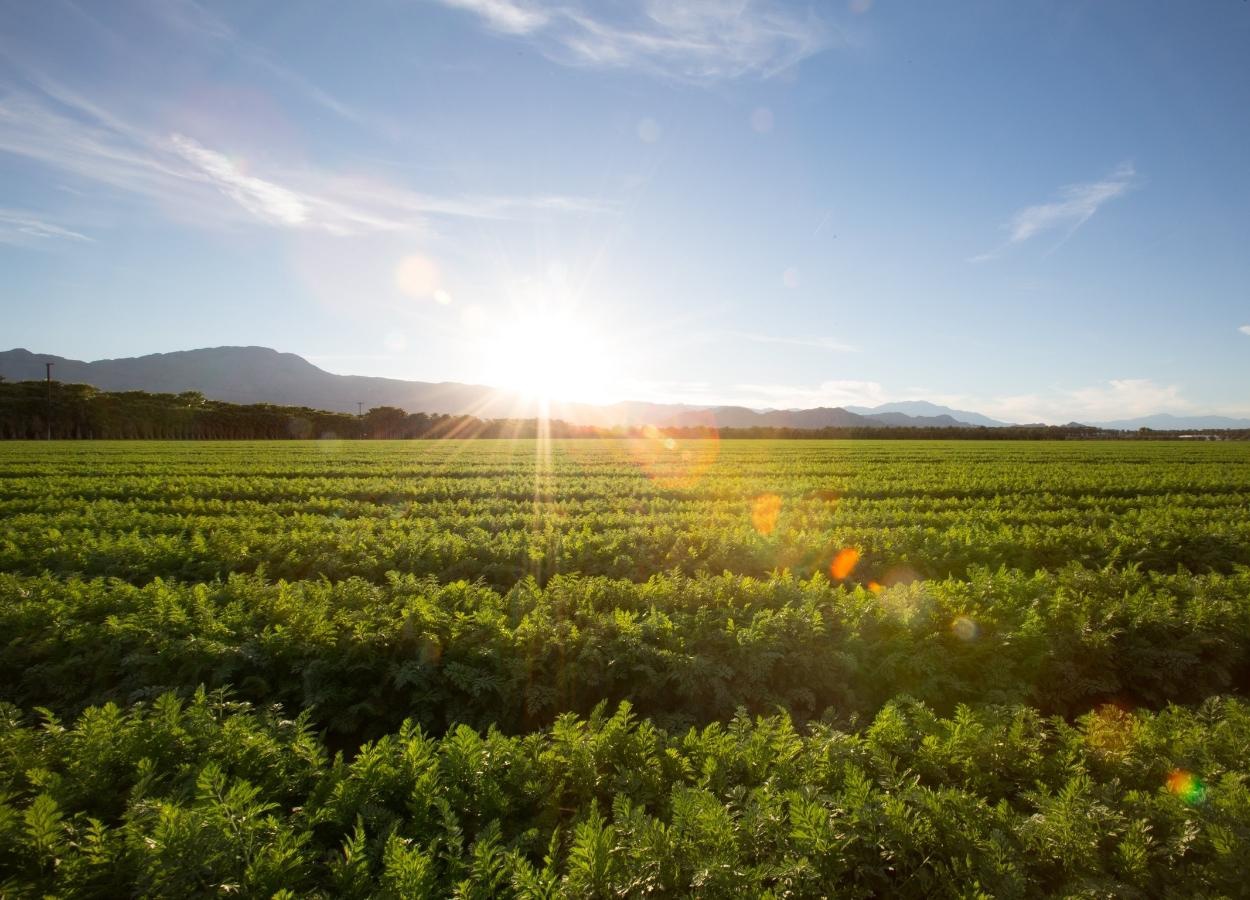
[1,439,1249,896]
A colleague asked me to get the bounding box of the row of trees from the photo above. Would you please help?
[2,379,1247,440]
[0,381,606,440]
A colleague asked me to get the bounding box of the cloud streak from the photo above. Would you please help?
[1239,325,1250,336]
[1009,163,1136,243]
[0,79,608,237]
[142,0,382,130]
[0,209,92,246]
[434,0,838,81]
[973,162,1136,261]
[170,134,309,226]
[929,379,1198,425]
[439,0,552,34]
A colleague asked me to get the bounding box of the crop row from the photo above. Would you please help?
[3,565,1246,739]
[2,691,1247,897]
[3,501,1246,587]
[2,440,1247,498]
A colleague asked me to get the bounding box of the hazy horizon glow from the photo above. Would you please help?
[2,1,1248,424]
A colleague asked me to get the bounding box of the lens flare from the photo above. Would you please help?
[867,580,883,593]
[1167,770,1206,805]
[395,254,442,299]
[950,616,979,641]
[316,433,345,454]
[751,493,782,535]
[627,414,720,491]
[479,302,622,404]
[830,548,860,580]
[880,566,919,587]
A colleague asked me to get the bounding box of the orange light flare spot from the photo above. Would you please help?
[751,493,783,536]
[867,581,883,593]
[1167,769,1207,804]
[830,548,860,580]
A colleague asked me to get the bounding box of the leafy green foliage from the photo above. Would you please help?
[1,439,1248,895]
[0,694,1247,896]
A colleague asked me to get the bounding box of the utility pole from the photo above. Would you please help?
[357,401,363,417]
[45,362,53,441]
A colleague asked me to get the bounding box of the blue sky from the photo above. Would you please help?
[1,0,1247,422]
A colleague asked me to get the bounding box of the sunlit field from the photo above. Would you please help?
[3,439,1250,895]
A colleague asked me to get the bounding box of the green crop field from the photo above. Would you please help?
[3,439,1250,897]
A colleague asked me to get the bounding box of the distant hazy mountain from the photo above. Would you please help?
[0,346,531,417]
[665,406,973,429]
[0,347,976,429]
[1090,413,1250,431]
[845,401,1010,428]
[663,406,875,429]
[14,346,1218,431]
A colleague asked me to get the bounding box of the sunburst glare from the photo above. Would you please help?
[479,277,625,405]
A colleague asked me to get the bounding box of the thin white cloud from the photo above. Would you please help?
[1239,325,1250,336]
[140,0,380,130]
[0,209,92,245]
[0,81,607,236]
[976,379,1186,425]
[434,0,838,81]
[170,134,309,226]
[973,163,1136,261]
[439,0,551,33]
[1009,163,1136,243]
[929,378,1250,425]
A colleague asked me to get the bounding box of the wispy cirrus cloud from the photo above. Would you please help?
[170,134,309,227]
[132,0,381,130]
[922,378,1232,425]
[1008,162,1136,243]
[434,0,839,81]
[0,77,608,238]
[440,0,552,34]
[1239,325,1250,336]
[972,162,1137,261]
[985,378,1186,424]
[0,209,92,246]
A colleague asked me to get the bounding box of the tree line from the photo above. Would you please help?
[1,379,1246,440]
[0,380,604,440]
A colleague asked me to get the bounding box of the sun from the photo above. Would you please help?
[480,306,621,405]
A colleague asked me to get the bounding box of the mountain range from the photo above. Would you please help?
[1086,413,1250,431]
[2,347,1247,431]
[845,401,1009,428]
